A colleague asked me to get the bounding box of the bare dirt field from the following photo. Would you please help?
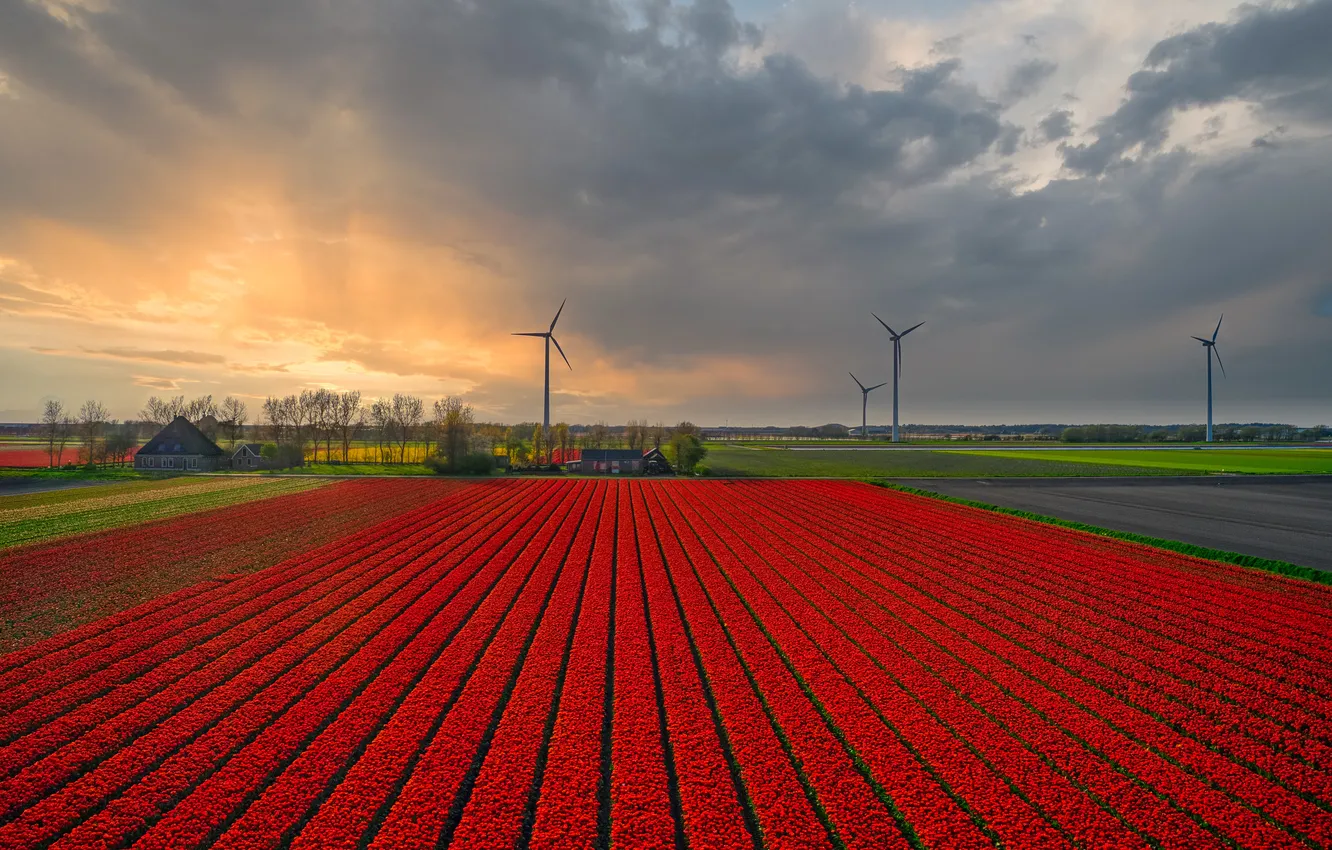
[895,475,1332,572]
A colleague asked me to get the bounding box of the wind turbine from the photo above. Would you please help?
[513,299,571,461]
[849,373,887,440]
[871,315,924,442]
[1192,315,1225,443]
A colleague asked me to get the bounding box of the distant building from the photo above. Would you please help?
[568,447,673,475]
[642,447,672,474]
[231,443,265,471]
[134,416,227,472]
[195,414,220,440]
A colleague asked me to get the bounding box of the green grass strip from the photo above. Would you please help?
[0,477,199,512]
[0,478,326,550]
[875,482,1331,587]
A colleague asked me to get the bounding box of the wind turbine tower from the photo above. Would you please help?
[1192,315,1225,443]
[849,373,887,440]
[513,300,571,460]
[872,315,924,442]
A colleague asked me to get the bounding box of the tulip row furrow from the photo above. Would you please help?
[683,482,1151,848]
[8,482,557,849]
[204,481,585,850]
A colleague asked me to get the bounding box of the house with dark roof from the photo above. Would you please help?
[231,443,265,471]
[134,416,227,472]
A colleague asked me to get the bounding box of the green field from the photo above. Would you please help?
[951,448,1332,475]
[0,477,326,549]
[702,445,1332,477]
[701,446,1197,478]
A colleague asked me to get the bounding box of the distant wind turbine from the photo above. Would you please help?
[849,373,887,440]
[514,300,571,460]
[872,315,925,443]
[1192,315,1225,443]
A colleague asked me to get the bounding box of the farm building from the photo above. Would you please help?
[567,447,673,475]
[642,447,672,474]
[231,443,265,470]
[134,416,227,472]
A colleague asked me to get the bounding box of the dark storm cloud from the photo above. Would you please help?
[1001,58,1057,103]
[1038,109,1074,141]
[2,0,1331,422]
[1063,0,1332,174]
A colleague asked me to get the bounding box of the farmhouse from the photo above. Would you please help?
[568,447,673,475]
[231,443,265,470]
[134,416,227,472]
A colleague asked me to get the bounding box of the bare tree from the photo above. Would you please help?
[292,390,320,461]
[140,397,172,428]
[55,411,73,467]
[335,390,364,462]
[42,400,65,467]
[432,397,475,470]
[625,419,646,451]
[319,389,340,461]
[392,393,424,464]
[370,398,394,463]
[185,395,218,423]
[262,396,286,443]
[106,423,137,465]
[164,395,188,421]
[220,396,247,447]
[78,400,109,465]
[651,421,666,449]
[588,421,609,449]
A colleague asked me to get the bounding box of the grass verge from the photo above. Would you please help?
[876,482,1331,586]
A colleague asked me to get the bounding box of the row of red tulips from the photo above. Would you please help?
[0,479,473,685]
[203,481,585,850]
[1,478,1327,848]
[780,483,1332,782]
[0,481,551,848]
[729,480,1328,848]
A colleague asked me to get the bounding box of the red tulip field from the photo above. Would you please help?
[0,478,1328,848]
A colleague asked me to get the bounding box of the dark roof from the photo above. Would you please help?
[642,447,669,462]
[232,443,263,457]
[580,449,646,461]
[139,416,226,457]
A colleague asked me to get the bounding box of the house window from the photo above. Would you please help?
[145,457,154,468]
[166,458,173,469]
[188,458,198,470]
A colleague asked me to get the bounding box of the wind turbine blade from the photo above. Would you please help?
[513,332,547,337]
[849,372,866,391]
[1212,314,1223,342]
[551,335,572,370]
[900,321,925,337]
[550,298,567,333]
[1212,345,1226,377]
[871,313,896,335]
[867,382,887,391]
[1191,336,1211,344]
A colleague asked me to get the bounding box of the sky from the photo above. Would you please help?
[1,0,1330,427]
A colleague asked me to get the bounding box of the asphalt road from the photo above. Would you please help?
[894,475,1332,572]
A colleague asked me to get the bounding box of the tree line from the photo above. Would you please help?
[39,400,138,468]
[258,390,484,469]
[33,392,710,474]
[1061,423,1328,443]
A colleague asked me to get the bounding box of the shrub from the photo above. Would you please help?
[261,443,305,469]
[425,452,496,475]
